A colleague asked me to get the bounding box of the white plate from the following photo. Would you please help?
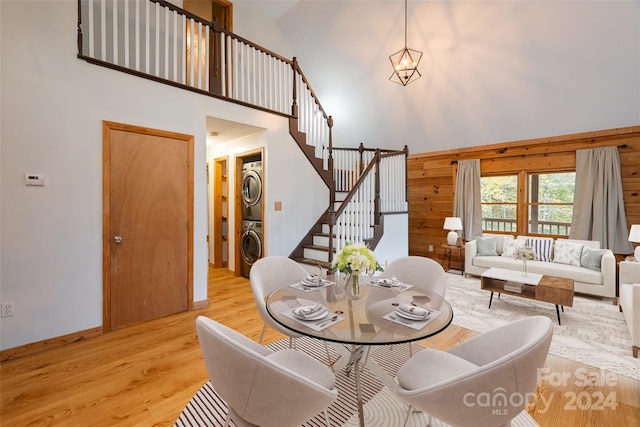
[302,279,326,287]
[395,309,430,321]
[294,309,328,321]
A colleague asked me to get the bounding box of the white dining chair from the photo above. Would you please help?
[196,316,338,427]
[381,256,448,298]
[396,315,554,427]
[380,256,447,352]
[249,255,335,365]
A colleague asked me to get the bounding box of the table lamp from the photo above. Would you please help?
[629,224,640,261]
[444,217,463,246]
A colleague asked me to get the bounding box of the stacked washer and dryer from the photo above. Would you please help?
[240,159,263,278]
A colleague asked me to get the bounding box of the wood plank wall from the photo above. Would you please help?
[407,125,640,265]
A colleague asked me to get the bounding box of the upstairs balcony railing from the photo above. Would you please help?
[77,0,331,168]
[77,0,408,260]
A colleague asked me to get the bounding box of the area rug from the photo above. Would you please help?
[445,273,639,381]
[175,336,539,427]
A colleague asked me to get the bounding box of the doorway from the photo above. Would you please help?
[212,157,229,268]
[102,121,194,331]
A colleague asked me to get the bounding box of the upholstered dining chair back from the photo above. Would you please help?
[249,256,310,342]
[195,316,338,427]
[396,315,554,427]
[382,256,448,298]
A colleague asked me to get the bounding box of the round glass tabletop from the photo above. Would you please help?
[266,275,453,346]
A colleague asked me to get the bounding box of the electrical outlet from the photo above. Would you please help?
[1,302,15,317]
[429,244,434,252]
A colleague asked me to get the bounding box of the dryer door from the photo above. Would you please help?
[241,170,262,208]
[241,228,262,264]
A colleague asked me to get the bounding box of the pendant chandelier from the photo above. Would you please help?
[389,0,422,86]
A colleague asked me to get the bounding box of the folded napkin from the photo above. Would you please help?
[373,277,400,287]
[396,303,430,319]
[302,275,325,287]
[293,304,327,319]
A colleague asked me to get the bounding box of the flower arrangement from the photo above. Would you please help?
[513,246,535,276]
[332,243,382,299]
[513,246,536,261]
[332,242,382,274]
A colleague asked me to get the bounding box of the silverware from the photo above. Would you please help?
[317,315,338,328]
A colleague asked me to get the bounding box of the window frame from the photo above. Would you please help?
[524,169,575,237]
[480,168,575,238]
[480,173,519,234]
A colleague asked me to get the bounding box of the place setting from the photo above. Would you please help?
[369,276,413,292]
[383,302,440,330]
[289,275,336,292]
[282,301,344,331]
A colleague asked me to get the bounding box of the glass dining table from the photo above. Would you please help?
[266,275,454,427]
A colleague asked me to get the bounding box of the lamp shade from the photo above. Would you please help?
[443,217,463,231]
[444,217,463,246]
[629,225,640,261]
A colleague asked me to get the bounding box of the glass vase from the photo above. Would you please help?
[522,260,528,276]
[345,272,363,300]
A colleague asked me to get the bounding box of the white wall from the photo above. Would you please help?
[240,1,640,151]
[0,0,323,351]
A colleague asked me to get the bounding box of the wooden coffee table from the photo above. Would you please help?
[480,267,574,325]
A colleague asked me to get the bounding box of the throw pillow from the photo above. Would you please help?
[526,237,554,262]
[501,238,526,258]
[476,237,498,256]
[553,240,583,266]
[580,247,608,271]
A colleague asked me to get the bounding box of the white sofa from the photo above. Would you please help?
[619,261,640,358]
[465,234,617,304]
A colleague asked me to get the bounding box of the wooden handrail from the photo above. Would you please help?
[291,59,329,122]
[78,0,409,267]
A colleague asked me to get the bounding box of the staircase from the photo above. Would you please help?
[77,0,408,267]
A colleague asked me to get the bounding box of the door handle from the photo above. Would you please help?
[113,235,122,243]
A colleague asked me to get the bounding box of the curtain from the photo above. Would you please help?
[569,146,633,253]
[453,159,483,241]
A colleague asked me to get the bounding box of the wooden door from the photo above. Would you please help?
[103,122,194,331]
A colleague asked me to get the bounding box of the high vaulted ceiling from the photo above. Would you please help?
[231,1,639,153]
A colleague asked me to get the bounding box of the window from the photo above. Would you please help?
[481,175,518,232]
[528,172,575,236]
[480,172,575,236]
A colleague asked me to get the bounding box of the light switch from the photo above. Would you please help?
[25,173,45,186]
[274,201,282,211]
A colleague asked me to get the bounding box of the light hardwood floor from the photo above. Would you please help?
[1,267,638,426]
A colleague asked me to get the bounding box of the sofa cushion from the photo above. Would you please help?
[501,238,526,258]
[553,239,583,267]
[482,233,513,255]
[580,247,608,271]
[568,239,601,250]
[526,237,554,262]
[476,237,498,256]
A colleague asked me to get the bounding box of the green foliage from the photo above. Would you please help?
[481,172,576,235]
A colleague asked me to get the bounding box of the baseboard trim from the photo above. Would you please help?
[0,326,103,362]
[193,299,209,310]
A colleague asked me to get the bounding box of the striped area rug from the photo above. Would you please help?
[175,336,538,426]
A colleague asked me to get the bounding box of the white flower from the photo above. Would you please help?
[332,242,382,274]
[513,246,536,261]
